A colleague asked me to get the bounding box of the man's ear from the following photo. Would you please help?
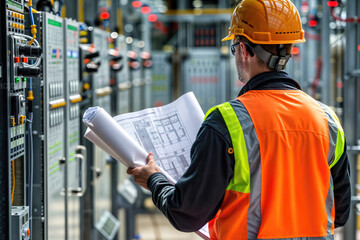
[239,42,249,61]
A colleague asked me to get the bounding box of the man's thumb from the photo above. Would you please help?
[147,152,154,163]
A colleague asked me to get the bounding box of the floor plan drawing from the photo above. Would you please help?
[116,109,193,180]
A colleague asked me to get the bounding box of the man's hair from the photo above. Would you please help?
[236,36,293,68]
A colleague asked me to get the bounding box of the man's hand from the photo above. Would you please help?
[127,153,161,190]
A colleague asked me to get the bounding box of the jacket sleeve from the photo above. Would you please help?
[147,110,234,232]
[331,141,351,228]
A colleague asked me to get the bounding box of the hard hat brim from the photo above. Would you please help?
[221,35,234,42]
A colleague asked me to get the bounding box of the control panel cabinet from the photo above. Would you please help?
[31,12,66,240]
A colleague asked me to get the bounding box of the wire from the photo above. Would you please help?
[11,160,15,206]
[27,112,34,240]
[330,6,360,23]
[15,33,42,68]
[28,0,38,45]
[311,57,323,98]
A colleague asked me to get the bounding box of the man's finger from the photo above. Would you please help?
[127,168,135,175]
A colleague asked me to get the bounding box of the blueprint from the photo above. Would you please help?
[83,92,209,239]
[114,108,194,180]
[112,92,204,180]
[83,92,204,181]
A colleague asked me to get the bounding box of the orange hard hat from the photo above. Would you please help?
[222,0,306,44]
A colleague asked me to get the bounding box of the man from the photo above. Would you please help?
[127,0,351,239]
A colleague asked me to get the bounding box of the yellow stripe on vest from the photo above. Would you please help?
[204,102,250,193]
[324,105,345,169]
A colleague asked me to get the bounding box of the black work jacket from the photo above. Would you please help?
[147,71,351,232]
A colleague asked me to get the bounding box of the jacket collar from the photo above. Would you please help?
[238,71,301,97]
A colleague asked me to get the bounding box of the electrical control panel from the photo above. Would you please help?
[115,35,131,114]
[129,39,143,112]
[64,18,83,240]
[31,12,66,240]
[6,0,25,14]
[11,206,30,240]
[7,2,38,160]
[151,51,173,107]
[64,18,82,193]
[81,27,113,239]
[229,54,243,99]
[93,28,111,91]
[140,47,152,109]
[183,49,227,112]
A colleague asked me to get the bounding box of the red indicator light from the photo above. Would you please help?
[327,1,338,7]
[141,6,151,14]
[309,19,318,27]
[154,21,162,29]
[99,12,110,20]
[291,47,300,55]
[132,1,142,8]
[358,44,360,52]
[148,14,157,22]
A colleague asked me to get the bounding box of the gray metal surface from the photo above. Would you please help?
[321,0,332,106]
[91,27,113,239]
[11,206,30,240]
[228,51,242,100]
[32,12,66,240]
[151,51,173,106]
[183,48,227,113]
[343,0,359,239]
[115,35,131,114]
[64,18,82,240]
[130,39,144,112]
[0,3,10,239]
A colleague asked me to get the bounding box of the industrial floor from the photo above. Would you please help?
[135,213,351,240]
[135,213,202,240]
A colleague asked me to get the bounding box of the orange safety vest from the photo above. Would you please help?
[205,89,345,240]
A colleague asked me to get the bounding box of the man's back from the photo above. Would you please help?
[239,89,334,238]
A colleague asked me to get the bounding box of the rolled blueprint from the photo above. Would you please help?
[83,106,147,167]
[84,128,128,166]
[83,107,177,183]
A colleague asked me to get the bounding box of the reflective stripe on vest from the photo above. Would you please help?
[205,90,343,240]
[206,102,250,193]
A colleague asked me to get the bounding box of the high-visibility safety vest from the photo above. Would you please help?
[204,90,345,240]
